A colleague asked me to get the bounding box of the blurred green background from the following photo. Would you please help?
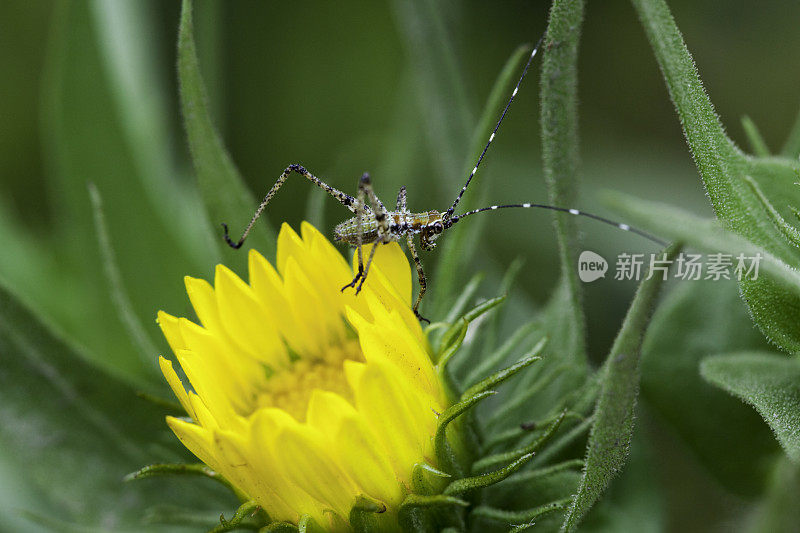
[1,0,799,531]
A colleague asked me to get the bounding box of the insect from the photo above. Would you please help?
[222,35,663,321]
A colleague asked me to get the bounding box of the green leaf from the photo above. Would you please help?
[540,0,587,364]
[410,463,451,496]
[435,391,497,474]
[472,499,572,526]
[742,175,800,248]
[458,320,538,387]
[444,453,534,496]
[607,193,800,354]
[499,283,590,433]
[578,431,664,533]
[397,494,468,533]
[178,0,274,271]
[261,522,299,533]
[561,245,677,532]
[781,103,800,158]
[630,0,800,353]
[700,352,800,463]
[474,409,568,472]
[741,116,770,157]
[441,272,485,326]
[462,342,545,400]
[125,463,236,494]
[89,183,159,372]
[39,0,199,382]
[210,500,264,532]
[348,495,389,533]
[640,279,777,496]
[89,0,212,269]
[0,282,230,529]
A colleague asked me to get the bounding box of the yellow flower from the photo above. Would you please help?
[157,222,450,529]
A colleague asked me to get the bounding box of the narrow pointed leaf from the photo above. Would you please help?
[606,195,800,299]
[782,104,800,157]
[561,245,677,531]
[474,409,568,472]
[444,453,534,496]
[462,339,546,399]
[473,498,572,524]
[411,463,451,496]
[435,391,497,472]
[125,463,236,493]
[210,500,263,533]
[442,272,485,325]
[741,116,770,157]
[743,175,800,248]
[397,494,468,532]
[436,318,468,367]
[178,0,273,270]
[89,183,159,371]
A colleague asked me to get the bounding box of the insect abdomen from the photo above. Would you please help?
[333,216,380,245]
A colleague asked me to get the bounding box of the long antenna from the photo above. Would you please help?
[446,203,667,246]
[443,33,546,221]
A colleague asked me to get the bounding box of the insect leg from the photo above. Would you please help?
[407,233,429,322]
[352,173,391,294]
[396,186,407,212]
[223,163,357,249]
[340,174,370,292]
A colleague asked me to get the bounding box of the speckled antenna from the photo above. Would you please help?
[222,30,663,322]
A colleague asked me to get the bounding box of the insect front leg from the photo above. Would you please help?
[340,174,371,293]
[406,234,429,323]
[396,186,407,212]
[342,173,392,295]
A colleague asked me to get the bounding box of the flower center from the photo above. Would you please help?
[255,338,363,421]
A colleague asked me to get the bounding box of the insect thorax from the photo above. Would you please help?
[333,210,443,246]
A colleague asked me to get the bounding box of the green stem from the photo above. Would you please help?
[540,0,587,362]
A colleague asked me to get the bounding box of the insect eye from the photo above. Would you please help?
[434,222,443,234]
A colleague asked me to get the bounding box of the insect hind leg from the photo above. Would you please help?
[407,234,429,323]
[222,164,357,249]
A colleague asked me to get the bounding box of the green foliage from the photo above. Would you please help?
[0,283,231,530]
[178,0,274,270]
[630,0,800,353]
[701,352,800,463]
[2,0,800,531]
[540,0,587,365]
[639,279,778,496]
[561,245,677,531]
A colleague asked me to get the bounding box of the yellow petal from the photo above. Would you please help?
[283,256,344,351]
[349,357,437,479]
[276,223,306,276]
[184,276,222,332]
[214,264,288,367]
[347,298,441,406]
[166,416,221,472]
[158,356,195,420]
[307,390,401,505]
[250,409,329,524]
[157,311,187,354]
[271,420,360,518]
